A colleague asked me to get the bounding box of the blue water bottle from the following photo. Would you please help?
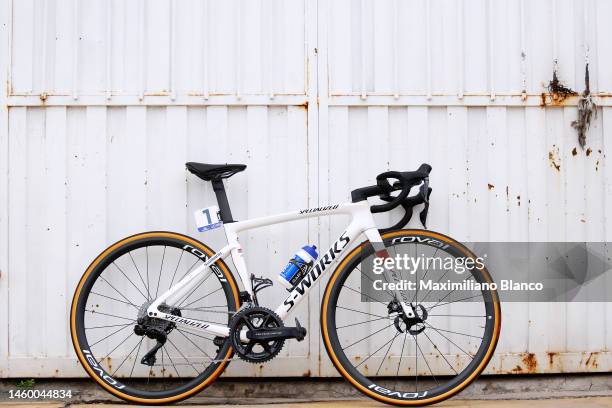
[278,245,318,289]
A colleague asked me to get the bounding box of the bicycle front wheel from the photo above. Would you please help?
[70,231,240,404]
[321,229,501,406]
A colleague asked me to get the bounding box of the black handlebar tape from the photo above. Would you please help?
[417,163,432,174]
[371,171,412,213]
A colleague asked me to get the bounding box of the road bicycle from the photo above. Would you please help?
[70,162,501,406]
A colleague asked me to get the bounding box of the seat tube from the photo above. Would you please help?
[211,179,234,223]
[224,227,252,297]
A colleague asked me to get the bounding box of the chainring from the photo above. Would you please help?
[229,306,285,363]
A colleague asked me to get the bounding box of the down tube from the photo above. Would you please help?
[274,222,363,319]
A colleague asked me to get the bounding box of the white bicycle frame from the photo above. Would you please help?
[147,200,414,339]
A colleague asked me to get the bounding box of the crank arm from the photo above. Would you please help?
[246,318,307,342]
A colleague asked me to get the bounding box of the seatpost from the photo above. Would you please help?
[211,179,234,223]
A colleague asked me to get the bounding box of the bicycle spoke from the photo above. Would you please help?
[86,322,135,330]
[336,306,388,319]
[155,246,166,299]
[112,337,143,376]
[342,284,390,308]
[413,244,419,309]
[421,330,458,375]
[178,329,216,342]
[176,329,214,361]
[415,335,439,386]
[374,332,401,375]
[177,272,215,308]
[89,323,133,348]
[355,331,398,369]
[429,275,475,310]
[343,322,395,350]
[90,291,139,310]
[419,269,451,304]
[167,338,200,376]
[181,285,221,309]
[168,249,185,290]
[85,309,136,322]
[129,337,144,378]
[161,347,166,383]
[129,252,152,301]
[413,247,439,304]
[427,294,483,311]
[336,316,390,329]
[98,276,141,309]
[177,258,203,284]
[396,332,408,376]
[146,247,150,302]
[356,265,394,299]
[111,262,149,302]
[424,322,479,353]
[414,335,418,391]
[98,331,135,366]
[179,305,230,314]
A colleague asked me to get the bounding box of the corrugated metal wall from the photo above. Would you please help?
[1,0,612,378]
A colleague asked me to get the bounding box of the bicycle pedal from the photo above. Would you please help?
[293,318,307,342]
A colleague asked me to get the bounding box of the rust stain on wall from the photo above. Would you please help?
[540,71,577,107]
[522,353,538,373]
[548,147,561,171]
[585,352,599,369]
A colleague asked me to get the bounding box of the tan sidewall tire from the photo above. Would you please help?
[70,231,240,405]
[320,229,501,406]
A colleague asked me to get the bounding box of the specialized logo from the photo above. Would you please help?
[182,244,227,282]
[299,204,339,214]
[82,349,126,390]
[391,235,450,250]
[368,383,428,399]
[283,231,351,310]
[163,314,210,329]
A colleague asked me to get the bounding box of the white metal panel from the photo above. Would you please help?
[0,0,10,379]
[9,0,307,97]
[3,105,312,377]
[2,0,612,380]
[319,105,612,376]
[328,0,612,99]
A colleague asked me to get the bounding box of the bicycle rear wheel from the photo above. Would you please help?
[321,229,500,406]
[70,231,240,404]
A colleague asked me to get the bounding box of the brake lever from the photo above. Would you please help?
[419,178,429,203]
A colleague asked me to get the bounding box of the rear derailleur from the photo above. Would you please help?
[133,303,181,366]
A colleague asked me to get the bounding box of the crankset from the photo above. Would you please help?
[229,306,307,363]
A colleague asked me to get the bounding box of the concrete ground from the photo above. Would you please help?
[3,375,612,407]
[3,399,612,407]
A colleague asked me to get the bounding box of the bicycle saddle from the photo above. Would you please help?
[186,162,247,181]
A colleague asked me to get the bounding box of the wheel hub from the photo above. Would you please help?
[388,300,428,335]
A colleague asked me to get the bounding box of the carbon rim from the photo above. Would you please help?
[322,230,500,405]
[71,232,239,402]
